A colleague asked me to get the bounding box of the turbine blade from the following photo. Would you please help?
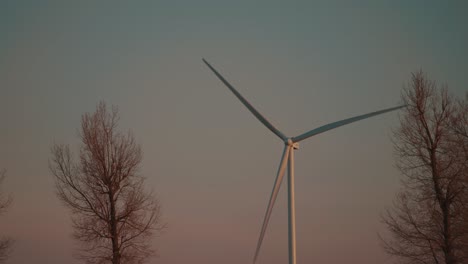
[253,146,291,264]
[292,105,406,143]
[202,58,287,141]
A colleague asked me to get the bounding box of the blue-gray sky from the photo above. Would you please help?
[0,1,467,264]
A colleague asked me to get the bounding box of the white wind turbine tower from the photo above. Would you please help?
[202,58,405,264]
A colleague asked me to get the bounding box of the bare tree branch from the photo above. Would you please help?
[0,169,13,263]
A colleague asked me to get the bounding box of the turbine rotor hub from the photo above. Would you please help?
[286,138,299,149]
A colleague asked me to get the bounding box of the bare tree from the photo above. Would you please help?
[50,102,164,264]
[381,71,468,264]
[0,169,13,263]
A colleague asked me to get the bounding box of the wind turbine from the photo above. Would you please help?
[202,58,405,264]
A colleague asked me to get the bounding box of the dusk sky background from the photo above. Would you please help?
[1,1,467,264]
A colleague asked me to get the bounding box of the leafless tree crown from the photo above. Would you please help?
[50,102,164,264]
[381,71,468,264]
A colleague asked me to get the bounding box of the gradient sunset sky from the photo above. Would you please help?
[1,1,467,264]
